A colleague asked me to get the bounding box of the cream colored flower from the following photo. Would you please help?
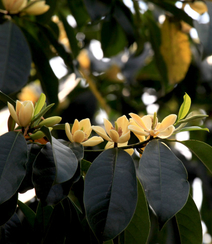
[129,112,177,139]
[65,119,103,146]
[2,0,49,15]
[2,0,27,14]
[22,0,49,15]
[92,115,131,144]
[8,100,34,127]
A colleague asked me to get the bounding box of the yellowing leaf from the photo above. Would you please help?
[160,18,191,85]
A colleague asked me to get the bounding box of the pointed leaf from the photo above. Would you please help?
[177,140,212,174]
[17,200,35,228]
[0,21,31,94]
[177,93,191,122]
[51,137,78,184]
[138,140,189,228]
[175,195,202,244]
[84,148,137,241]
[0,132,28,204]
[175,126,209,133]
[124,180,150,244]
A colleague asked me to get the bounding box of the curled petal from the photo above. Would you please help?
[73,130,85,143]
[79,118,92,137]
[65,123,73,142]
[82,136,104,147]
[7,102,19,125]
[158,125,175,138]
[118,130,131,143]
[116,115,129,134]
[104,119,113,136]
[158,114,177,132]
[92,126,112,141]
[109,130,119,143]
[129,113,150,131]
[72,119,79,134]
[128,125,149,136]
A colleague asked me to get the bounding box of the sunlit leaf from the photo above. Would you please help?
[160,17,191,84]
[124,180,150,244]
[84,148,137,241]
[177,93,191,122]
[175,195,202,244]
[138,140,189,228]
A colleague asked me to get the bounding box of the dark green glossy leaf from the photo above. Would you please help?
[84,148,137,241]
[0,193,18,226]
[138,140,189,228]
[0,91,15,106]
[175,195,202,244]
[36,0,58,24]
[0,21,31,94]
[178,140,212,174]
[124,180,150,244]
[0,132,28,204]
[51,137,78,184]
[17,200,35,228]
[101,17,127,57]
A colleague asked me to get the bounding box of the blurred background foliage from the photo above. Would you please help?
[1,0,212,243]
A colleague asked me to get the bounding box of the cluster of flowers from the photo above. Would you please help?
[1,0,49,16]
[7,94,177,155]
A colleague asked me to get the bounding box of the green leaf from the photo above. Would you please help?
[176,113,207,125]
[0,21,31,94]
[175,126,209,133]
[177,93,191,122]
[17,200,36,228]
[175,195,202,244]
[34,93,46,116]
[51,137,78,184]
[101,17,127,57]
[0,91,15,106]
[0,132,28,204]
[177,140,212,174]
[124,180,150,244]
[84,148,137,241]
[138,140,189,228]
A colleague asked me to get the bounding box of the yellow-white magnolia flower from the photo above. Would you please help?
[65,119,103,146]
[22,0,50,15]
[2,0,27,14]
[2,0,49,15]
[92,115,131,144]
[8,100,34,127]
[129,112,177,139]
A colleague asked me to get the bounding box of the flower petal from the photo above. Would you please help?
[109,129,119,143]
[73,130,85,143]
[82,136,104,147]
[158,114,177,132]
[18,101,34,127]
[72,119,79,134]
[79,118,92,137]
[104,119,114,136]
[7,102,19,125]
[118,130,131,143]
[129,113,150,131]
[158,125,175,138]
[23,1,49,15]
[128,125,149,136]
[141,115,154,131]
[65,123,73,142]
[92,126,112,141]
[116,115,129,134]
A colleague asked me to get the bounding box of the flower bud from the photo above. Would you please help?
[22,0,50,15]
[8,100,34,128]
[39,116,62,127]
[2,0,27,14]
